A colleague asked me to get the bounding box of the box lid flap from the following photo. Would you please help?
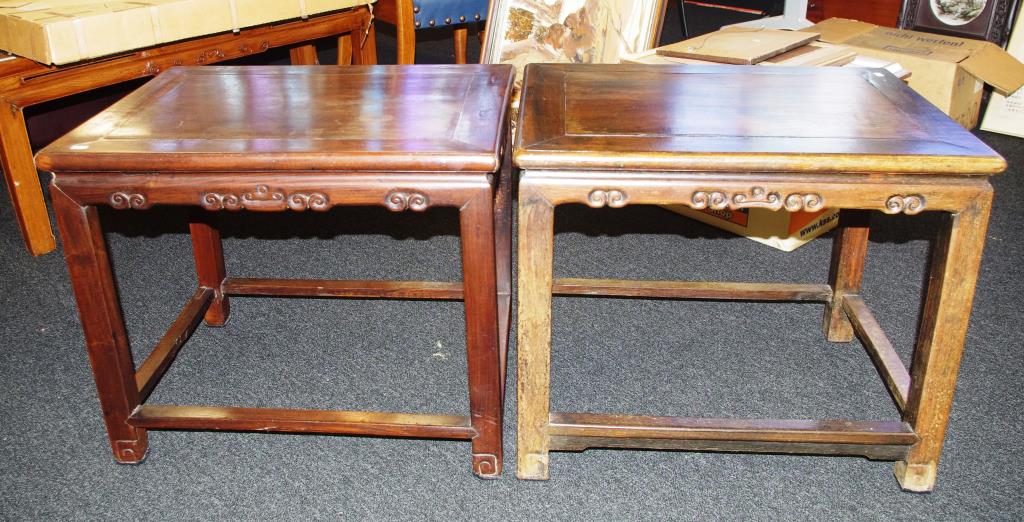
[961,43,1024,95]
[802,18,876,44]
[848,27,973,63]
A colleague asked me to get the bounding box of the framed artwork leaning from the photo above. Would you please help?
[481,0,668,68]
[900,0,1020,46]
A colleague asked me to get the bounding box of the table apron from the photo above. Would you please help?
[51,173,493,211]
[519,171,993,214]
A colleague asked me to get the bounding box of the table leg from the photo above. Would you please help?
[337,34,354,65]
[896,194,993,492]
[354,22,378,65]
[290,44,320,65]
[516,183,555,480]
[494,133,514,387]
[190,212,230,327]
[459,188,503,478]
[0,104,57,256]
[453,26,468,64]
[823,209,870,342]
[50,185,148,463]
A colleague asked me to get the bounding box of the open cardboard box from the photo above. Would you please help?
[0,0,372,66]
[803,18,1024,129]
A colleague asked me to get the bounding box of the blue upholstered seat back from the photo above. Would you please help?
[412,0,489,29]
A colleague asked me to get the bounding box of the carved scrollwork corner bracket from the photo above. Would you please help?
[587,189,628,208]
[385,190,429,212]
[109,192,150,210]
[884,195,926,215]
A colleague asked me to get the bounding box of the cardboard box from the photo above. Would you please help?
[804,18,1024,129]
[665,205,840,252]
[981,9,1024,137]
[0,0,373,66]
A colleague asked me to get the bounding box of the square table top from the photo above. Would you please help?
[36,65,515,174]
[514,64,1005,176]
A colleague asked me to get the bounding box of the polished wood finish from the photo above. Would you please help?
[38,68,508,173]
[2,7,375,256]
[513,64,1002,491]
[129,405,476,439]
[42,65,515,478]
[454,27,469,64]
[374,0,476,64]
[135,288,213,402]
[50,185,147,464]
[553,278,833,301]
[515,65,1005,175]
[224,278,465,300]
[190,214,230,326]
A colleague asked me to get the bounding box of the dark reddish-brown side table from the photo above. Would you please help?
[36,65,514,478]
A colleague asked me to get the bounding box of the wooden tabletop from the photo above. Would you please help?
[514,64,1005,175]
[37,65,514,173]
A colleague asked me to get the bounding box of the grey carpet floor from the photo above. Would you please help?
[3,5,1024,520]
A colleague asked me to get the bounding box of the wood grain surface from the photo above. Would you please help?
[514,64,1005,174]
[37,65,515,173]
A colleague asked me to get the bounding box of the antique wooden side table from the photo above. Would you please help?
[513,63,1005,491]
[2,5,376,257]
[36,65,514,478]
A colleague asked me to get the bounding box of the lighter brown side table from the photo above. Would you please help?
[513,64,1005,491]
[37,65,514,478]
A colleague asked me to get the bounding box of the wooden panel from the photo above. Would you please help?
[223,278,464,300]
[129,404,477,439]
[514,64,1005,174]
[843,295,912,410]
[36,65,516,173]
[553,278,832,301]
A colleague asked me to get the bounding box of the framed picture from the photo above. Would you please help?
[900,0,1021,46]
[481,0,668,68]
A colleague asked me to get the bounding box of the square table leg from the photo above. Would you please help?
[515,183,555,480]
[190,213,230,327]
[0,104,56,255]
[823,209,871,342]
[51,185,148,463]
[460,187,505,478]
[896,194,994,492]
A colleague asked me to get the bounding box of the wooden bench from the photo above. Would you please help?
[1,5,376,256]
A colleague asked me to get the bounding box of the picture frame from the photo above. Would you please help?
[480,0,668,68]
[900,0,1020,46]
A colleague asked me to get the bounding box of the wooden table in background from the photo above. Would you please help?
[1,6,376,256]
[36,65,514,478]
[513,63,1004,492]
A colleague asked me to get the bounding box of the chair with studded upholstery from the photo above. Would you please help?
[375,0,489,63]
